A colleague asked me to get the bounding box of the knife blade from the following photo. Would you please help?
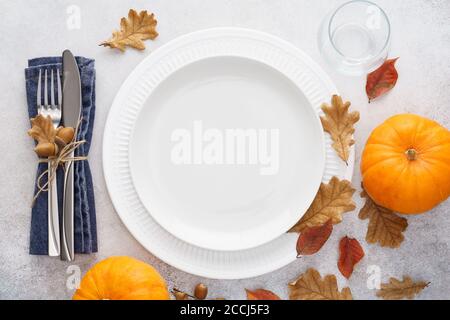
[61,50,81,261]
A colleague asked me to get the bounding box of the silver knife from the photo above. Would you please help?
[61,50,81,261]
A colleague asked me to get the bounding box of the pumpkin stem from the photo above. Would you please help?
[406,149,418,161]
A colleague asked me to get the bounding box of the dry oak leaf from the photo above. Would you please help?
[366,58,399,102]
[289,268,352,300]
[28,114,56,144]
[290,177,356,233]
[296,219,333,257]
[321,95,360,164]
[100,9,158,51]
[359,190,408,248]
[338,236,365,279]
[377,277,429,300]
[246,289,281,300]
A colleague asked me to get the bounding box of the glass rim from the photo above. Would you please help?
[327,0,391,61]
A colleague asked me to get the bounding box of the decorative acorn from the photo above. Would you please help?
[55,127,75,149]
[34,142,58,158]
[28,115,75,158]
[194,283,208,300]
[57,127,75,144]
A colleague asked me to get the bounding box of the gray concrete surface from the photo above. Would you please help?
[0,0,449,300]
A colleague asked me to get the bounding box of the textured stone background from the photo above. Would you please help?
[0,0,449,300]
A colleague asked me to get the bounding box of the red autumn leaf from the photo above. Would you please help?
[366,58,399,102]
[246,289,281,300]
[296,219,333,257]
[338,236,365,279]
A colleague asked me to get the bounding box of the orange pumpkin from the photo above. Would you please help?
[73,256,170,300]
[361,114,450,214]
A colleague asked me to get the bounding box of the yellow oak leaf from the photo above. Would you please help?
[290,177,356,233]
[100,9,158,52]
[28,114,56,144]
[359,190,408,248]
[321,95,360,164]
[377,276,429,300]
[289,268,353,300]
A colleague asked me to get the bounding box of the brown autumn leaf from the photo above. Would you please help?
[359,190,408,248]
[28,114,56,144]
[290,177,356,233]
[289,268,352,300]
[321,95,360,164]
[296,220,333,257]
[338,237,365,279]
[246,289,281,300]
[100,9,158,51]
[366,58,399,102]
[377,277,429,300]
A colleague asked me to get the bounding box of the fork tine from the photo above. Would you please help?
[57,69,62,107]
[44,69,48,107]
[50,69,55,107]
[37,69,42,109]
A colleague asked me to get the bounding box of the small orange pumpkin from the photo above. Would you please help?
[361,114,450,214]
[73,256,170,300]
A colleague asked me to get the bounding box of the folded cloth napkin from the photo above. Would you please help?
[25,56,97,255]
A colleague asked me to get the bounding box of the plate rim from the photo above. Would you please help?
[103,27,354,279]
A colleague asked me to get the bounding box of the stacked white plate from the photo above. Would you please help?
[103,28,354,279]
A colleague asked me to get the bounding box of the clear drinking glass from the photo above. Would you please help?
[318,0,391,76]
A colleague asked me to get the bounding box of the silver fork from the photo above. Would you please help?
[37,69,62,257]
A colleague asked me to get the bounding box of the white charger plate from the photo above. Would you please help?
[103,28,354,279]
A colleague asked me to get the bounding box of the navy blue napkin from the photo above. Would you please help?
[25,57,97,255]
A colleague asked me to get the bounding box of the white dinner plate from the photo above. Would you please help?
[129,55,325,251]
[104,28,354,278]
